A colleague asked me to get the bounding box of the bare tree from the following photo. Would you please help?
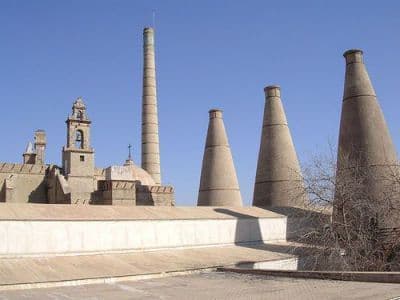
[289,146,400,271]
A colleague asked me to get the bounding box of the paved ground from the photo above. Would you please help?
[1,271,400,300]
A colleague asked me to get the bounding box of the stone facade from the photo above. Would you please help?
[0,163,47,204]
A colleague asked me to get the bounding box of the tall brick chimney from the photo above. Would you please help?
[141,27,161,185]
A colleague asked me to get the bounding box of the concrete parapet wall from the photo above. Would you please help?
[266,206,332,241]
[0,204,286,256]
[237,257,298,271]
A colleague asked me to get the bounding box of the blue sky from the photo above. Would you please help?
[1,0,399,205]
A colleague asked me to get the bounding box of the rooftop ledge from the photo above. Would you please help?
[0,203,285,221]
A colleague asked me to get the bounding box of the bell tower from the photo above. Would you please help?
[62,97,95,204]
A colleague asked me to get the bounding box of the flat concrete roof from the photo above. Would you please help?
[0,243,293,288]
[0,203,285,221]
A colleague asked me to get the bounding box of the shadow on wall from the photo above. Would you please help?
[231,242,318,271]
[0,182,5,202]
[136,185,155,206]
[214,208,263,247]
[28,181,48,204]
[266,206,331,244]
[214,207,324,270]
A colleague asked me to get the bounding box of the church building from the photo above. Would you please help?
[0,27,174,206]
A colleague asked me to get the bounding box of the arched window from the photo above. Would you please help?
[75,130,84,149]
[77,110,83,120]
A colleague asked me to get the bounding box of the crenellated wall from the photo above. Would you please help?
[136,185,175,206]
[94,181,174,206]
[97,180,137,205]
[94,168,106,181]
[0,163,174,206]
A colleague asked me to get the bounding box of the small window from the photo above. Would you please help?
[80,155,85,162]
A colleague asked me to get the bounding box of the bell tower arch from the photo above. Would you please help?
[62,97,95,204]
